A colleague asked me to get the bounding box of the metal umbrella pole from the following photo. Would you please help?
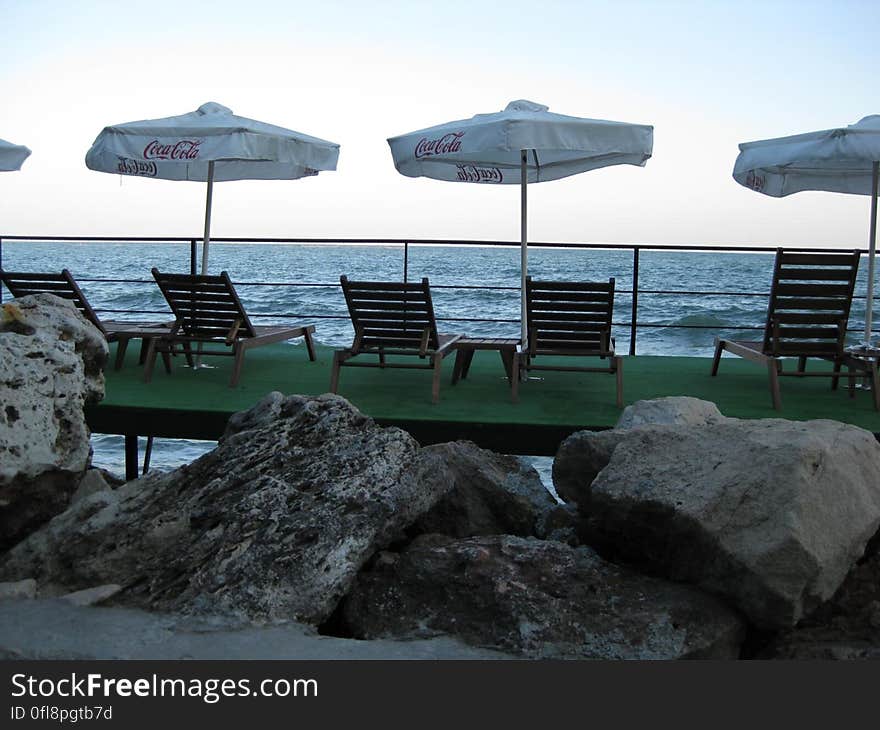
[194,160,215,368]
[520,149,528,348]
[865,160,879,346]
[201,160,215,275]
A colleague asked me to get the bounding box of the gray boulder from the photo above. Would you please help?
[552,430,626,506]
[586,418,880,629]
[0,294,107,551]
[553,397,728,508]
[343,534,746,659]
[411,441,557,539]
[757,532,880,659]
[0,393,454,625]
[615,396,726,430]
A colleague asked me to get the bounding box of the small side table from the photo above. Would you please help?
[842,345,880,410]
[451,337,520,403]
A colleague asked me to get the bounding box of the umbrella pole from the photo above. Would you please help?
[521,150,528,348]
[194,160,215,369]
[865,160,878,347]
[201,161,215,276]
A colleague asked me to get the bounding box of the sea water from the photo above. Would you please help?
[2,240,874,483]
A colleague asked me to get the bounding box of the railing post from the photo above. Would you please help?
[629,247,640,356]
[403,241,409,282]
[190,239,197,275]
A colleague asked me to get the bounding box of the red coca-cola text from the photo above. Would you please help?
[414,131,464,158]
[143,139,202,161]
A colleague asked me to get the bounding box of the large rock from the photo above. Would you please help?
[0,294,108,551]
[584,418,880,629]
[615,396,726,430]
[553,397,727,507]
[0,393,455,625]
[343,534,746,659]
[410,442,557,539]
[757,531,880,659]
[552,430,627,506]
[0,599,512,660]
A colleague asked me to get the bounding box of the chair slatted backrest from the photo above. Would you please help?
[340,276,440,354]
[0,269,106,334]
[762,249,860,357]
[526,277,616,356]
[152,268,256,340]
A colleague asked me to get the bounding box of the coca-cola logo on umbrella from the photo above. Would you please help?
[456,164,503,183]
[143,139,202,160]
[414,131,464,158]
[117,157,157,177]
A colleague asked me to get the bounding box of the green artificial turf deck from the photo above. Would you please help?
[86,340,880,456]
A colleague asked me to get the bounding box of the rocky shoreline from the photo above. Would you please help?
[2,294,880,659]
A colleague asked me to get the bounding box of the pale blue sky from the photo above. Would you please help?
[2,0,879,247]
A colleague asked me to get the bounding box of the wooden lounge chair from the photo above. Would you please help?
[330,276,462,404]
[145,268,316,388]
[711,248,879,410]
[520,276,623,407]
[1,268,176,370]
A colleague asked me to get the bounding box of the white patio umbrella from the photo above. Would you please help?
[0,138,31,171]
[733,115,880,347]
[388,100,653,345]
[86,102,340,273]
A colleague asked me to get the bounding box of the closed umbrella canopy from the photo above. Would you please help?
[0,138,31,171]
[388,100,653,344]
[733,115,880,345]
[86,102,340,272]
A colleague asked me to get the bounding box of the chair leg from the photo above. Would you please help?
[431,353,442,404]
[797,355,807,375]
[143,338,159,383]
[461,349,476,379]
[511,351,519,404]
[182,342,195,368]
[710,338,724,376]
[831,359,842,390]
[230,344,245,387]
[871,364,880,411]
[329,351,342,393]
[114,337,130,370]
[615,356,624,408]
[451,349,465,385]
[160,349,172,374]
[767,360,782,410]
[303,327,316,361]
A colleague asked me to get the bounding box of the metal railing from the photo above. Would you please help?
[1,234,877,356]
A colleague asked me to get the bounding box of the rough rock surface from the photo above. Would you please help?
[757,531,880,659]
[0,579,37,601]
[343,534,746,659]
[553,397,727,507]
[552,430,627,507]
[0,600,512,660]
[0,294,108,552]
[71,469,113,505]
[0,393,455,625]
[615,396,726,430]
[410,441,557,539]
[585,418,880,629]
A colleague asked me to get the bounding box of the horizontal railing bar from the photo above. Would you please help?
[93,307,878,334]
[1,234,872,256]
[62,278,879,301]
